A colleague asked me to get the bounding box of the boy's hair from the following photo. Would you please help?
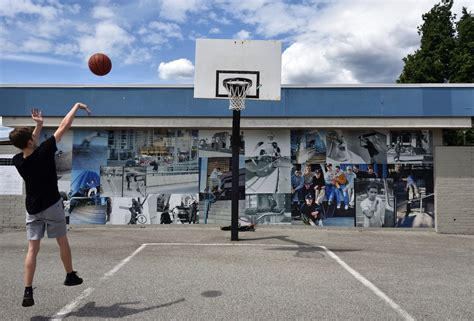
[9,127,33,149]
[367,183,378,193]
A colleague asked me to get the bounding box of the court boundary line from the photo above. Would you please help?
[51,244,147,320]
[51,242,415,321]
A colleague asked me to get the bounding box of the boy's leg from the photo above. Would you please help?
[57,235,83,286]
[24,239,41,287]
[56,235,73,273]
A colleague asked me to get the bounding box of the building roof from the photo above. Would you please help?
[1,85,473,117]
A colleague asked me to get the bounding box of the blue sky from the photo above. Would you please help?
[1,0,472,87]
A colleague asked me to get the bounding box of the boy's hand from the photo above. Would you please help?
[31,108,43,124]
[73,102,92,115]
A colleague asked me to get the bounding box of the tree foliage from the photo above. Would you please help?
[398,0,473,145]
[450,7,474,82]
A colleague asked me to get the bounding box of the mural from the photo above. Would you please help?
[199,157,245,200]
[291,130,326,164]
[387,130,432,164]
[61,128,434,228]
[389,164,434,227]
[355,179,395,227]
[326,130,388,164]
[107,193,198,225]
[242,194,291,225]
[198,129,244,157]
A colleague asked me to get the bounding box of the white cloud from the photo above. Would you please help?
[158,58,194,81]
[1,53,78,66]
[0,0,58,19]
[78,22,135,60]
[234,30,251,40]
[54,43,80,56]
[92,6,116,19]
[209,27,220,34]
[149,21,183,39]
[22,38,53,53]
[123,48,153,65]
[217,0,473,83]
[158,0,208,22]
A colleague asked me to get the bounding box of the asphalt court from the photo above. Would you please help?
[0,226,473,320]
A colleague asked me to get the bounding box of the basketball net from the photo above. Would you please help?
[223,78,252,111]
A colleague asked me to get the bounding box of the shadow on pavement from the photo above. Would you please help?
[238,235,362,257]
[32,298,185,320]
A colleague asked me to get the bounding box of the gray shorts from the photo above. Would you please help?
[26,199,67,240]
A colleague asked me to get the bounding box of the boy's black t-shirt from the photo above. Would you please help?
[12,136,61,214]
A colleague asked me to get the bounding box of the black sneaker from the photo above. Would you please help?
[22,289,34,307]
[64,271,83,286]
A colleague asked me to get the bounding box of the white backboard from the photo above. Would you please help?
[194,39,281,101]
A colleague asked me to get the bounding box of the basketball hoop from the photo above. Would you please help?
[223,77,252,111]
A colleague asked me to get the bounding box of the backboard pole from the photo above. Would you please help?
[231,109,241,241]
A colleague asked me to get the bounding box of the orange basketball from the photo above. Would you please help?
[88,53,112,76]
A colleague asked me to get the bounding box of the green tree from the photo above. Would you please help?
[450,7,474,82]
[398,0,455,83]
[398,1,473,145]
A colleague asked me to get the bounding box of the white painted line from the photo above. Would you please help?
[143,242,310,247]
[51,244,147,320]
[102,244,147,280]
[51,287,94,321]
[319,245,416,321]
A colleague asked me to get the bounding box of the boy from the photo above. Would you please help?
[360,183,385,227]
[9,103,91,307]
[300,194,323,226]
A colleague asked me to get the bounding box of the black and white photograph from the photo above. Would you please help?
[387,130,433,164]
[291,129,326,164]
[198,129,244,157]
[241,194,291,224]
[123,166,146,197]
[389,164,434,228]
[100,166,123,197]
[198,196,245,225]
[291,163,356,227]
[107,196,150,225]
[326,130,388,164]
[355,179,395,228]
[245,156,291,194]
[199,157,245,200]
[156,194,199,224]
[112,129,200,195]
[244,129,291,157]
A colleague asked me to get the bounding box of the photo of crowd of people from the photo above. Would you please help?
[291,163,356,227]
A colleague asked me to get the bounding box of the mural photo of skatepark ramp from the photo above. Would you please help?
[68,170,110,224]
[245,156,291,194]
[242,193,291,225]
